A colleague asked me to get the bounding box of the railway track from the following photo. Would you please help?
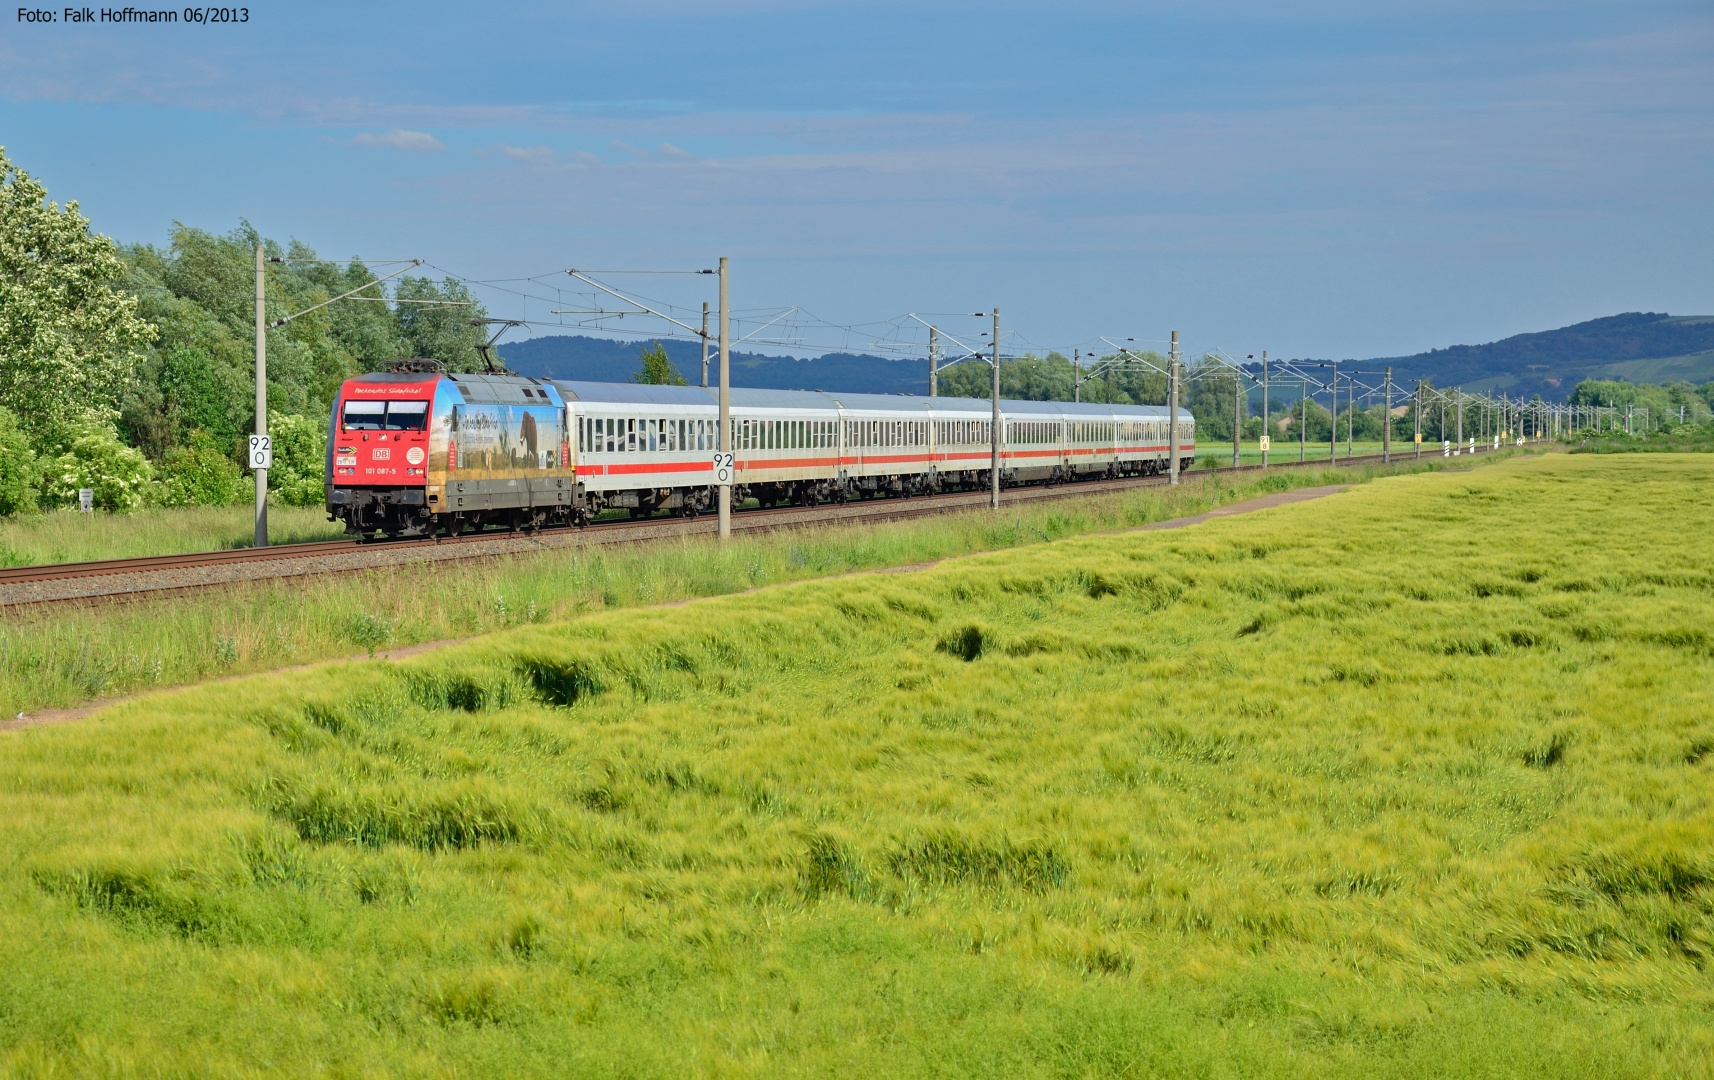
[0,446,1501,605]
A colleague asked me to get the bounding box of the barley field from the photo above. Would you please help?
[0,458,1471,717]
[0,453,1708,1077]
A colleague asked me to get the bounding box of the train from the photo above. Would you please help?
[324,368,1197,538]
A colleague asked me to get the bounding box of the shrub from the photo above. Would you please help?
[155,430,245,507]
[41,425,153,511]
[0,406,39,515]
[267,412,327,507]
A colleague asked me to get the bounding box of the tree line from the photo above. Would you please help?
[0,147,490,514]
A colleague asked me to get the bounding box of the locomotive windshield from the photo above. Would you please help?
[384,401,429,431]
[342,400,428,431]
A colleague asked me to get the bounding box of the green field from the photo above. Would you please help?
[0,458,1484,718]
[1,453,1710,1077]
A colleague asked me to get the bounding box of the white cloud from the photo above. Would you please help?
[500,143,555,163]
[658,141,696,161]
[611,140,651,160]
[351,128,444,152]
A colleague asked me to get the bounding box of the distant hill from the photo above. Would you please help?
[498,335,932,395]
[1371,313,1714,399]
[501,315,1714,404]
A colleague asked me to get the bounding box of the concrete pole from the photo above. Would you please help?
[1383,366,1392,463]
[1260,351,1269,467]
[1301,377,1307,463]
[1231,364,1241,469]
[1336,373,1350,459]
[1456,389,1464,453]
[1168,331,1180,484]
[929,325,939,397]
[254,244,269,548]
[718,257,731,539]
[1073,348,1080,404]
[1329,362,1338,464]
[990,308,1001,510]
[1414,381,1423,459]
[700,301,709,388]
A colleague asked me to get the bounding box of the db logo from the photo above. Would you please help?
[406,446,425,465]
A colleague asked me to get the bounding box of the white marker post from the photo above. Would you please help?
[248,433,274,473]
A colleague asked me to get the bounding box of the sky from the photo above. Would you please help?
[1,0,1709,361]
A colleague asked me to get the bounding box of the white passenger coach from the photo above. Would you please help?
[558,382,1195,518]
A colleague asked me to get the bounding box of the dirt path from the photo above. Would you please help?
[1,638,467,734]
[2,483,1352,734]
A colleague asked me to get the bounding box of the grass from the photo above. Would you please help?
[0,455,1506,718]
[1193,439,1508,469]
[0,504,346,567]
[0,452,1710,1077]
[1568,425,1714,454]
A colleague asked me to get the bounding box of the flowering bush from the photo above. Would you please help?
[42,425,154,511]
[268,412,328,507]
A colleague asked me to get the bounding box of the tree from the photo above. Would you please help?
[0,405,39,515]
[934,351,1168,404]
[395,275,488,372]
[159,345,241,446]
[0,147,154,445]
[1186,364,1246,441]
[633,342,688,385]
[116,226,487,460]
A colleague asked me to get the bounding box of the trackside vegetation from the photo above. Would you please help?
[1,453,1710,1076]
[0,455,1508,717]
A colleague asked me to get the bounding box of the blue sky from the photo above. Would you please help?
[2,0,1709,360]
